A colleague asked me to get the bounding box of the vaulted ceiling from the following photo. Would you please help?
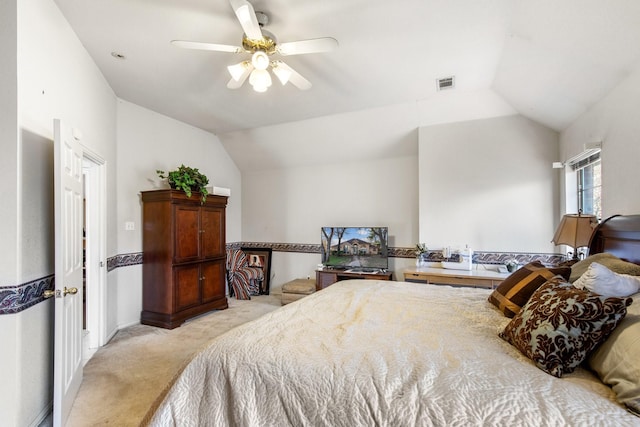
[54,0,640,135]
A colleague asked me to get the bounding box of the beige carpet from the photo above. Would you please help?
[66,294,282,427]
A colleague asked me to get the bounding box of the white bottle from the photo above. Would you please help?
[460,245,473,270]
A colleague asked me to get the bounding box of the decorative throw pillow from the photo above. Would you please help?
[588,292,640,416]
[488,261,571,318]
[573,262,640,297]
[569,253,640,283]
[500,276,632,378]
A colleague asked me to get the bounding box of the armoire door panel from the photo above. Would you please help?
[201,260,226,303]
[200,207,224,258]
[174,264,200,311]
[174,205,200,262]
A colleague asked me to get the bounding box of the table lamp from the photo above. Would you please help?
[552,213,598,260]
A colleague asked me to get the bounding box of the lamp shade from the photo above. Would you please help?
[552,214,598,249]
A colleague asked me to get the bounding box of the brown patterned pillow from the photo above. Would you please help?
[488,261,571,318]
[500,276,632,378]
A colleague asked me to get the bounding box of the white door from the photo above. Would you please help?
[53,119,84,427]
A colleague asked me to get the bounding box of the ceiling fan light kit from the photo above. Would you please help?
[251,51,269,70]
[271,63,291,85]
[249,68,272,92]
[227,62,248,81]
[172,0,338,93]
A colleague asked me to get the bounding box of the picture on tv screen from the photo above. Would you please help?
[320,227,389,270]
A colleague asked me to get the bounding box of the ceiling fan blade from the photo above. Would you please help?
[272,61,311,90]
[227,62,253,89]
[171,40,243,53]
[229,0,263,40]
[276,37,338,56]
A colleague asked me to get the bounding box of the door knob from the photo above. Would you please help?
[43,289,57,299]
[43,287,78,298]
[64,287,78,296]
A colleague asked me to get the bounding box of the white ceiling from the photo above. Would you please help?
[53,0,640,136]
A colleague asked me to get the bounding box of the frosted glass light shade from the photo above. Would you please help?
[251,51,269,70]
[249,68,272,92]
[227,62,248,81]
[272,65,292,85]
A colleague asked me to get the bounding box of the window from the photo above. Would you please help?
[572,152,601,220]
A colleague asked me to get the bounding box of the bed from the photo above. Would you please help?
[147,215,640,426]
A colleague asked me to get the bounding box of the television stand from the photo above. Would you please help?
[315,269,393,290]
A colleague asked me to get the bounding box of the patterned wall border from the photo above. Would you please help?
[2,243,564,315]
[0,275,54,315]
[473,251,565,266]
[233,243,564,265]
[106,252,143,272]
[415,250,564,266]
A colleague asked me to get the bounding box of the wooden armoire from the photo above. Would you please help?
[140,189,228,329]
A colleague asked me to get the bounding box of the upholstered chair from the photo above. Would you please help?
[226,249,263,299]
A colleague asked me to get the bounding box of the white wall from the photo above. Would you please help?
[0,0,118,424]
[242,156,419,244]
[223,88,519,285]
[115,100,242,326]
[419,115,560,252]
[242,156,419,285]
[20,131,54,280]
[17,302,54,425]
[0,0,18,285]
[560,66,640,217]
[0,2,19,422]
[221,89,517,172]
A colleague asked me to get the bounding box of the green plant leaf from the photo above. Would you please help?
[156,164,210,203]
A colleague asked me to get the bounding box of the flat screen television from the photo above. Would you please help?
[320,227,389,271]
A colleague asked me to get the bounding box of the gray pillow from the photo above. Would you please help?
[588,292,640,416]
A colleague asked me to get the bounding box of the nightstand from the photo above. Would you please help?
[403,267,509,289]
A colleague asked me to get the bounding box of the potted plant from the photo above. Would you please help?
[505,259,519,273]
[157,164,209,203]
[415,243,428,267]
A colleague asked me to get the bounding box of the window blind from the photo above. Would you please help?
[569,150,600,171]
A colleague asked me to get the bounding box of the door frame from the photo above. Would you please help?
[82,146,107,349]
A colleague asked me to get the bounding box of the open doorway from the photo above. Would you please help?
[82,149,107,363]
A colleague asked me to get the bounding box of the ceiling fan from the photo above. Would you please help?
[172,0,338,93]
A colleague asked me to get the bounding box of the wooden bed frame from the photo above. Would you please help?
[589,214,640,265]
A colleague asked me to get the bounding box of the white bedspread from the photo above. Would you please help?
[149,280,639,426]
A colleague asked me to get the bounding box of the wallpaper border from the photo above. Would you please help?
[107,252,143,272]
[0,275,55,315]
[1,242,564,315]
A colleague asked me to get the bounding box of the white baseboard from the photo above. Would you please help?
[30,402,52,427]
[118,319,141,329]
[104,319,139,344]
[104,326,119,344]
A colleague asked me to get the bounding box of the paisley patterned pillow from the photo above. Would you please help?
[500,276,632,377]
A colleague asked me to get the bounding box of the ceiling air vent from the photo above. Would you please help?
[436,76,455,91]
